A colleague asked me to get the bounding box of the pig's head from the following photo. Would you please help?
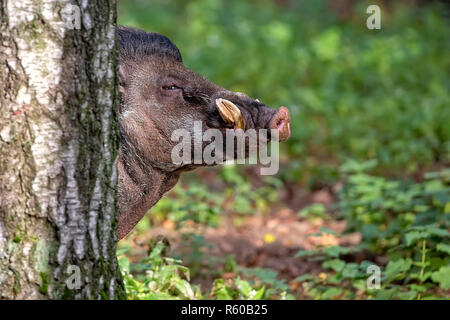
[118,26,290,173]
[117,26,290,239]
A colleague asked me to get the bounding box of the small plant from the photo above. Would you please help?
[212,278,266,300]
[118,239,202,300]
[339,164,449,255]
[148,166,281,230]
[220,166,280,215]
[118,239,293,300]
[299,203,331,221]
[293,167,450,299]
[150,183,223,228]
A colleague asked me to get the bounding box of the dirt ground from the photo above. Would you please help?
[121,184,363,291]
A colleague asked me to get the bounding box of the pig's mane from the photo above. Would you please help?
[118,26,182,63]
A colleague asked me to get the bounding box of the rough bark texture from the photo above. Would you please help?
[0,0,124,299]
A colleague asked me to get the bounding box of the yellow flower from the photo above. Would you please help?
[319,273,327,281]
[264,233,276,244]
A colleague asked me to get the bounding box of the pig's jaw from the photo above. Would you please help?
[117,149,181,240]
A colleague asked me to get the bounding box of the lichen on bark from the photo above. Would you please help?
[0,0,124,299]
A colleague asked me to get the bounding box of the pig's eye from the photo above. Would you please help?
[162,85,180,91]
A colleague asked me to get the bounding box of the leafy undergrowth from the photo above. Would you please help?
[119,239,289,300]
[118,165,450,300]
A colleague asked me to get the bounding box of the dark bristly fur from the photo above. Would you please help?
[118,26,182,63]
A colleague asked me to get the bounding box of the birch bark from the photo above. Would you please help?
[0,0,124,299]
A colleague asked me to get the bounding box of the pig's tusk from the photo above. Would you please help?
[222,99,245,130]
[215,98,235,126]
[215,98,245,130]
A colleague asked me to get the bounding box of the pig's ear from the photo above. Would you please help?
[119,64,128,94]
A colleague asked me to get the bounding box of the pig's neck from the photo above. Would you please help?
[117,151,180,239]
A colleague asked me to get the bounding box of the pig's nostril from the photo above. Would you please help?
[269,106,291,142]
[276,119,285,130]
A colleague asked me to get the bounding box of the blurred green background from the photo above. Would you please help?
[117,0,450,300]
[119,0,449,183]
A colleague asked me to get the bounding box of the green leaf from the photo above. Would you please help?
[321,287,343,299]
[322,246,351,257]
[395,291,418,300]
[342,263,359,279]
[116,246,130,256]
[436,243,450,255]
[295,249,316,257]
[173,279,195,300]
[375,289,396,299]
[444,202,450,214]
[428,257,447,269]
[319,227,339,236]
[250,286,265,300]
[410,271,432,283]
[293,274,314,282]
[212,279,234,300]
[431,266,450,289]
[405,231,429,246]
[408,284,428,292]
[235,278,252,297]
[299,203,326,217]
[425,226,449,237]
[323,259,346,272]
[118,256,130,274]
[385,258,412,282]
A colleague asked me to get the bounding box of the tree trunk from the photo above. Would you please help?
[0,0,124,299]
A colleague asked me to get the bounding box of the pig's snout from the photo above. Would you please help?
[268,106,291,141]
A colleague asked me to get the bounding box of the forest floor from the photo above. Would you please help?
[120,170,364,293]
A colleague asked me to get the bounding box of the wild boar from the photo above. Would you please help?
[117,26,290,239]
